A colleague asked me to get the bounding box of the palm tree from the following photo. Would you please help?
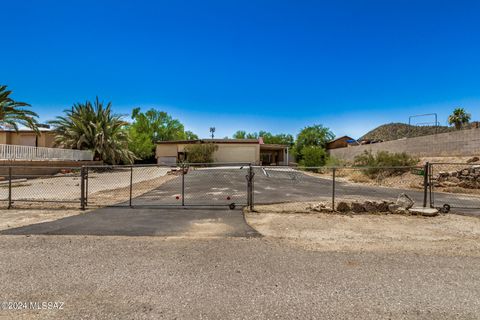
[0,85,38,131]
[448,108,471,130]
[49,98,135,164]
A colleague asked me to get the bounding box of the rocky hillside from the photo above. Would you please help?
[360,123,455,141]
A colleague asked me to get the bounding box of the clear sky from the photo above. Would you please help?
[3,0,480,139]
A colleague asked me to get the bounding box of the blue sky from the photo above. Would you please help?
[3,0,480,138]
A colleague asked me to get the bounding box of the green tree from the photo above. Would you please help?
[185,130,198,140]
[232,130,294,145]
[49,98,135,164]
[300,146,327,169]
[258,131,294,145]
[233,130,247,139]
[184,143,218,163]
[128,108,196,160]
[0,85,39,132]
[448,108,471,130]
[294,124,334,162]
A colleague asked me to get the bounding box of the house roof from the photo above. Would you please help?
[156,138,289,148]
[0,128,53,133]
[327,136,356,144]
[156,138,260,145]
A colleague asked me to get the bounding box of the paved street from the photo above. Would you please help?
[0,236,479,320]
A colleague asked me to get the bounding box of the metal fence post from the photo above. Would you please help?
[7,167,12,209]
[80,166,86,210]
[129,166,133,207]
[423,162,429,208]
[428,163,434,208]
[250,165,255,211]
[181,163,185,206]
[247,164,254,211]
[85,166,89,206]
[332,167,336,211]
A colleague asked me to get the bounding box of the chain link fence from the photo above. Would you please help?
[429,162,480,211]
[251,165,428,213]
[0,166,82,209]
[1,162,479,214]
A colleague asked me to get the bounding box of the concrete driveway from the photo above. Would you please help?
[3,167,479,237]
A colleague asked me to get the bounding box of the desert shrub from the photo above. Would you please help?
[184,143,218,163]
[299,146,327,171]
[325,155,345,167]
[353,150,419,178]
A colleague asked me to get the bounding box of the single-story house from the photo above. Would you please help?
[0,128,56,148]
[156,138,289,165]
[326,136,358,150]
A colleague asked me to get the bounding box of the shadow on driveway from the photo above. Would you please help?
[1,206,260,237]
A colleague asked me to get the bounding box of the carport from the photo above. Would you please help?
[260,144,289,165]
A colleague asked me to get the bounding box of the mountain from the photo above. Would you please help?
[359,123,455,141]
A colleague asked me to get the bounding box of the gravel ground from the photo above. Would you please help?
[246,211,480,256]
[0,236,479,319]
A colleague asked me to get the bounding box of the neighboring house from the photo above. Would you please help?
[156,138,289,165]
[0,128,56,148]
[0,128,94,161]
[326,136,358,150]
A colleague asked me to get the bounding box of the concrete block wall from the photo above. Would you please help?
[0,160,103,178]
[329,128,480,161]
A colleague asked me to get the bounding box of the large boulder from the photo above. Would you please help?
[396,193,414,209]
[363,201,378,213]
[336,201,350,213]
[351,202,365,213]
[388,203,408,214]
[377,201,392,212]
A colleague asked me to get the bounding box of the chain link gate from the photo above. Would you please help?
[428,162,480,213]
[81,163,254,210]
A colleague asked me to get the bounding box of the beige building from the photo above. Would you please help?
[156,139,289,165]
[0,129,56,148]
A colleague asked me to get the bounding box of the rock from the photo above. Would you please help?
[351,202,365,213]
[467,156,479,163]
[408,207,439,217]
[310,203,328,212]
[437,172,450,181]
[363,201,378,213]
[461,169,470,176]
[336,201,350,212]
[377,201,390,212]
[446,176,460,183]
[473,165,480,174]
[388,203,408,214]
[396,193,414,209]
[459,180,479,189]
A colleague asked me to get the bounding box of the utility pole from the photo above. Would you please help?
[209,127,215,139]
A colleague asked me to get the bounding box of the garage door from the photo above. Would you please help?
[158,156,177,165]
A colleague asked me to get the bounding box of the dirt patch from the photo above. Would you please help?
[245,211,480,256]
[182,219,236,237]
[0,208,86,231]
